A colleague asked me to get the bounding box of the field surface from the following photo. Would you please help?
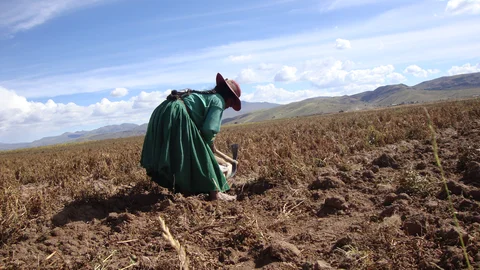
[1,99,480,269]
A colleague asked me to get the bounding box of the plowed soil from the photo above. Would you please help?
[1,100,480,269]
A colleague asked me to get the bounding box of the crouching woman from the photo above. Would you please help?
[140,73,241,201]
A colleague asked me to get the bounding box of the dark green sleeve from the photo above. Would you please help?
[201,105,223,145]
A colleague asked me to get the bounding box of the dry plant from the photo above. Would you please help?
[158,215,189,270]
[424,107,473,270]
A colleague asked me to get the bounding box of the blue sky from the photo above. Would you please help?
[1,0,480,143]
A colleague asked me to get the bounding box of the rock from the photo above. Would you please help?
[437,226,469,246]
[438,246,468,270]
[377,184,396,193]
[372,153,400,169]
[469,189,480,201]
[425,200,439,211]
[402,215,428,236]
[331,236,353,251]
[156,199,174,210]
[265,240,301,262]
[397,193,412,201]
[380,205,399,218]
[309,176,345,190]
[362,170,375,180]
[371,165,380,173]
[439,180,470,199]
[324,196,348,210]
[51,227,65,237]
[416,162,427,170]
[383,193,398,206]
[314,260,334,270]
[462,161,480,187]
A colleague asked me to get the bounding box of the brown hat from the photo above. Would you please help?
[216,73,242,111]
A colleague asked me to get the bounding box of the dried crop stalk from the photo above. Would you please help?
[158,216,189,270]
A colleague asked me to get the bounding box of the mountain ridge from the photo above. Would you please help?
[2,72,480,151]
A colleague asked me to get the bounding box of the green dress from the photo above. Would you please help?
[140,92,229,194]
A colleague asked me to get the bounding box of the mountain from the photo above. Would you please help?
[223,72,480,125]
[2,72,480,151]
[222,101,279,119]
[414,72,480,90]
[0,101,279,151]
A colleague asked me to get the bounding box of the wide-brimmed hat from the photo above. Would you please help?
[216,73,241,111]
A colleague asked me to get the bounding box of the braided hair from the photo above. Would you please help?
[166,83,234,101]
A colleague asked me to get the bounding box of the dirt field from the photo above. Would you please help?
[1,99,480,269]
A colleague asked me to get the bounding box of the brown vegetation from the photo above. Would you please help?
[1,98,480,269]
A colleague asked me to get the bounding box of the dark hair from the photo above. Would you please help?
[166,84,234,101]
[166,88,216,101]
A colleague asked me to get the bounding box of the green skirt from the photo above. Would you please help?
[140,99,229,194]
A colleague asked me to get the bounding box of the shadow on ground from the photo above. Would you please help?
[52,184,173,227]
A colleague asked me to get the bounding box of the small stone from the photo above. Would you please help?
[377,184,396,193]
[51,227,65,237]
[309,177,345,190]
[265,240,301,262]
[415,162,427,170]
[372,153,400,169]
[425,200,439,210]
[314,260,334,270]
[462,161,480,187]
[331,236,353,251]
[402,215,427,236]
[380,205,399,218]
[469,189,480,201]
[396,193,411,201]
[362,170,375,180]
[383,193,397,206]
[324,196,348,210]
[371,165,380,173]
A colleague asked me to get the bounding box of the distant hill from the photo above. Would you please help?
[223,72,480,125]
[414,72,480,90]
[222,101,279,119]
[2,72,480,151]
[0,101,279,151]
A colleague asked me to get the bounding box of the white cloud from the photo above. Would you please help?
[0,0,111,33]
[335,38,351,50]
[0,86,170,143]
[386,72,407,83]
[228,54,252,62]
[235,68,260,84]
[243,84,318,104]
[403,65,441,77]
[274,66,297,82]
[445,0,480,15]
[110,87,129,97]
[257,63,276,71]
[447,63,480,75]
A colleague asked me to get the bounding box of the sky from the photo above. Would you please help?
[1,0,480,143]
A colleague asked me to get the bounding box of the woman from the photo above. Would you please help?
[140,73,241,201]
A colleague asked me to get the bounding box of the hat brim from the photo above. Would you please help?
[216,73,241,111]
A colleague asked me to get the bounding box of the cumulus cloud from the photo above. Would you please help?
[386,72,407,83]
[228,54,252,62]
[403,65,440,77]
[274,66,297,82]
[335,38,351,50]
[110,87,129,97]
[298,58,401,89]
[445,0,480,15]
[235,68,260,84]
[0,86,171,143]
[243,84,318,104]
[447,63,480,75]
